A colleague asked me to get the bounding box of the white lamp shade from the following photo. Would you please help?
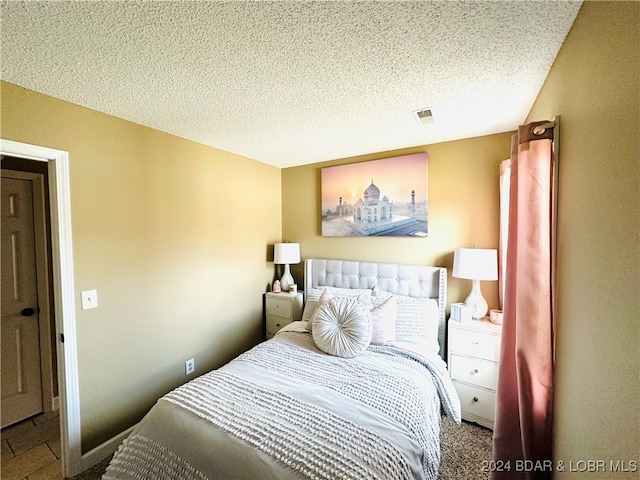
[453,248,498,281]
[273,243,300,265]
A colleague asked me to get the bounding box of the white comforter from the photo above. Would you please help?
[104,325,460,480]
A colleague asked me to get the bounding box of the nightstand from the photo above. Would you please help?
[265,292,303,339]
[448,316,502,429]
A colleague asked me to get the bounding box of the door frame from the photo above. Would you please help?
[0,139,82,478]
[1,169,55,420]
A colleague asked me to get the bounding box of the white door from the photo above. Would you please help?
[1,175,44,428]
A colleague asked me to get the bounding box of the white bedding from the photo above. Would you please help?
[104,328,460,480]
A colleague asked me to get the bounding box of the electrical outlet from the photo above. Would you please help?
[185,358,195,375]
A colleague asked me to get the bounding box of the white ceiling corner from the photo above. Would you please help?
[0,1,582,168]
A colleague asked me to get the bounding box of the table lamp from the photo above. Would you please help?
[453,247,498,319]
[273,243,300,292]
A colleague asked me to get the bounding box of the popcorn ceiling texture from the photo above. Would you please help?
[0,1,581,167]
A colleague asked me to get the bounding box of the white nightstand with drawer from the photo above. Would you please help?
[265,292,303,339]
[448,316,502,429]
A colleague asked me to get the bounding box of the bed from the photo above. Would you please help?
[104,258,461,480]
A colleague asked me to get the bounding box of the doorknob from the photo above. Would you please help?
[20,307,35,316]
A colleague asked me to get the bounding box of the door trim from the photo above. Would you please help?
[1,169,55,417]
[0,140,82,478]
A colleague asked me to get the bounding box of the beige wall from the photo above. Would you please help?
[1,82,282,451]
[282,132,513,311]
[526,2,639,477]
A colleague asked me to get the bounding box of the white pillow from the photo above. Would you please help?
[311,297,372,358]
[372,288,440,353]
[395,296,440,353]
[305,289,334,332]
[322,287,373,297]
[302,287,373,323]
[369,295,397,345]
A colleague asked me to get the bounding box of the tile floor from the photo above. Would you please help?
[1,411,62,480]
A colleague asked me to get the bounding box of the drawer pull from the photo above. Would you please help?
[473,396,479,402]
[473,369,479,374]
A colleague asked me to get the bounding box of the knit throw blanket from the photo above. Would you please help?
[105,332,460,480]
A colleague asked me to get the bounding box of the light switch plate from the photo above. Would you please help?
[81,289,98,310]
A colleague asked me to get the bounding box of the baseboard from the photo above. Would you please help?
[80,423,137,473]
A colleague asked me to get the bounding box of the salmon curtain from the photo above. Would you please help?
[492,120,556,480]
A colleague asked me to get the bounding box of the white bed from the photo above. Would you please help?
[104,258,460,480]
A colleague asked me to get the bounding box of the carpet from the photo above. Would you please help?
[438,414,493,479]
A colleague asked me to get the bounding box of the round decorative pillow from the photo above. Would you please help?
[311,296,372,358]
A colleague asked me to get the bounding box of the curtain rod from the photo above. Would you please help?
[531,117,557,136]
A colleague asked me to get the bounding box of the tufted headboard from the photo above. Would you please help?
[304,258,447,360]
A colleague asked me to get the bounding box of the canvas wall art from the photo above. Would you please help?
[321,153,428,237]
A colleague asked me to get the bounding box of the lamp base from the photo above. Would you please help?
[464,279,488,319]
[280,264,295,292]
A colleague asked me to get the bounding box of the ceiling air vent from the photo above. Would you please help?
[412,108,434,125]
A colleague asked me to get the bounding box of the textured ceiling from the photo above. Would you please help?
[1,1,581,168]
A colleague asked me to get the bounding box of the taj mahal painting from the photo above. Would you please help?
[321,153,428,237]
